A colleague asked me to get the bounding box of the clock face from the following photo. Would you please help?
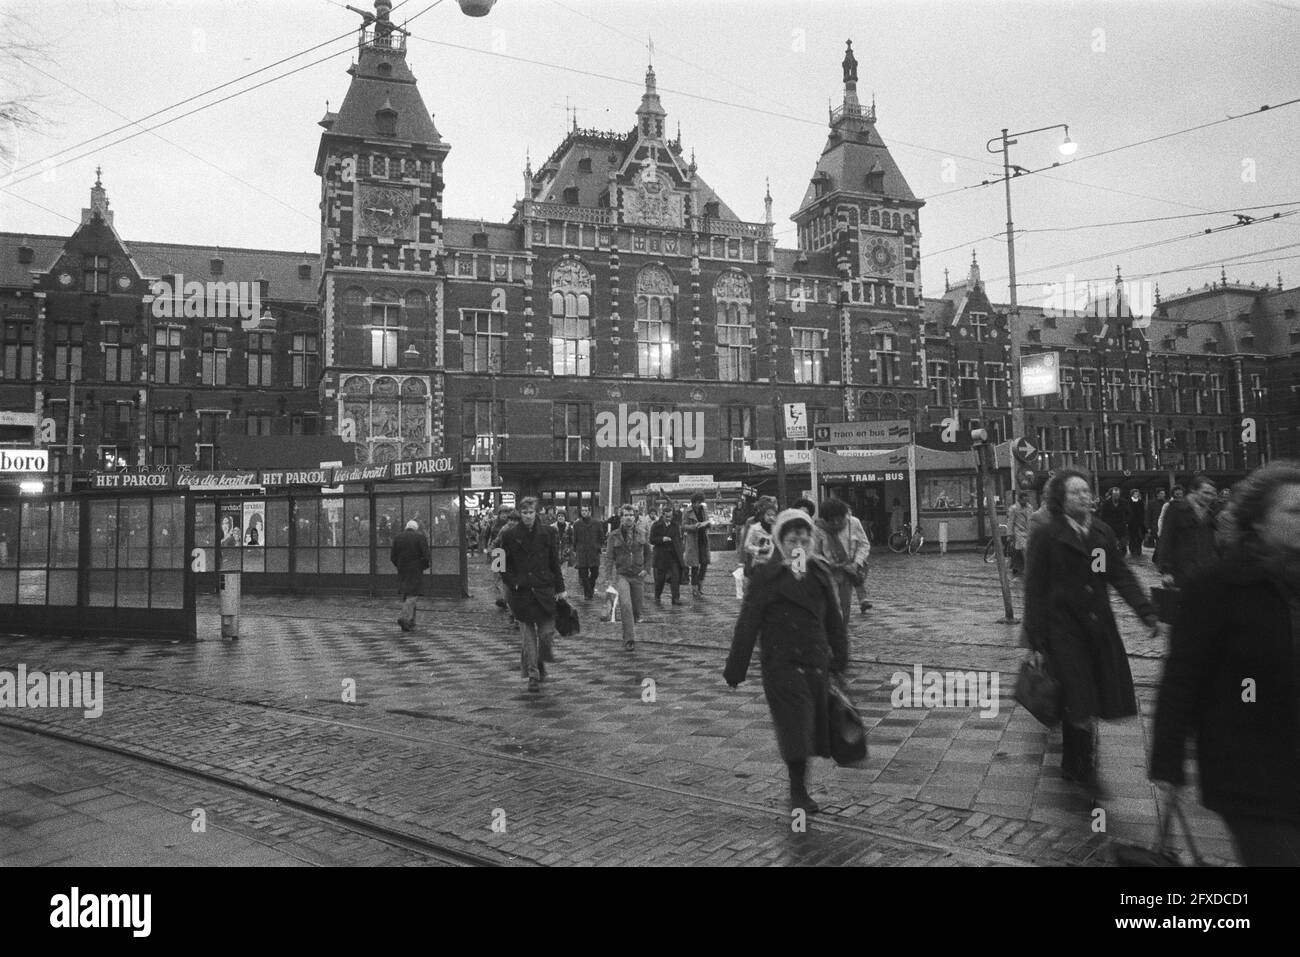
[116,275,132,290]
[57,272,73,286]
[357,184,416,239]
[862,235,899,277]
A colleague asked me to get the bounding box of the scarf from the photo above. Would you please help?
[1065,513,1091,543]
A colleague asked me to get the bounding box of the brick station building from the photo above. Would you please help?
[1,1,1296,509]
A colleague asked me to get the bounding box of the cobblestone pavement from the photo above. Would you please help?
[0,550,1236,866]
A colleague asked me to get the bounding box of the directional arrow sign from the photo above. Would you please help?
[1013,437,1037,465]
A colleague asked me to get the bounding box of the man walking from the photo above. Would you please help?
[1125,489,1147,559]
[811,498,870,629]
[682,492,712,599]
[601,504,652,650]
[1157,474,1220,589]
[1097,486,1129,552]
[1007,491,1033,577]
[390,519,430,632]
[650,502,685,605]
[570,505,605,601]
[500,497,567,693]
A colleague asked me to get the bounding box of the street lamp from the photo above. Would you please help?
[986,123,1078,446]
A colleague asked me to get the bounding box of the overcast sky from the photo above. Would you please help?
[3,0,1299,310]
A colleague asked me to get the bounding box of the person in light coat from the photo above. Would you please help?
[1006,492,1033,577]
[811,497,871,631]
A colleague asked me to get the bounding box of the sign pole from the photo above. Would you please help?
[979,442,1017,623]
[773,392,787,508]
[810,447,820,506]
[907,441,918,532]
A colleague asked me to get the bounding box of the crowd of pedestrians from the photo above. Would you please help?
[394,462,1296,864]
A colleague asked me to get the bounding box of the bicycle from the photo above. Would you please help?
[888,522,925,555]
[983,523,1013,564]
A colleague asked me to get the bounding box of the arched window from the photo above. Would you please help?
[550,260,593,376]
[635,265,674,378]
[714,272,753,382]
[339,374,429,465]
[869,209,880,227]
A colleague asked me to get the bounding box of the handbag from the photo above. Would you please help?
[554,597,580,637]
[1014,651,1061,727]
[1112,797,1207,867]
[827,678,869,767]
[1152,585,1181,625]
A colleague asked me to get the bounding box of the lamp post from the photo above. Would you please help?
[487,350,500,496]
[986,124,1077,446]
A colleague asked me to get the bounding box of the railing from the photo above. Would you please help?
[360,26,406,52]
[701,218,771,240]
[830,101,876,125]
[524,202,611,225]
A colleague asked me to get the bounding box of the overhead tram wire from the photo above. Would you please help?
[916,95,1300,206]
[0,0,443,188]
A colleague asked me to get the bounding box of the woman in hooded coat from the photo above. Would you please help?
[725,509,850,814]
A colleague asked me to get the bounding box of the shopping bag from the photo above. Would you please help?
[732,565,745,599]
[604,584,619,623]
[828,679,869,767]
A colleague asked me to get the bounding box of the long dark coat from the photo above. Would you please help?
[570,517,606,568]
[1097,497,1128,538]
[725,557,849,761]
[1156,499,1219,586]
[390,528,430,597]
[1022,513,1155,722]
[682,506,712,567]
[650,517,685,573]
[500,520,565,624]
[1150,558,1300,822]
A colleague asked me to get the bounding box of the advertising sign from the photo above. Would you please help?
[469,464,493,489]
[0,449,48,473]
[1020,352,1060,398]
[783,403,808,441]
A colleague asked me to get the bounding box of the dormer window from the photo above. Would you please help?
[210,257,224,277]
[578,157,592,173]
[703,201,720,218]
[375,107,397,137]
[18,246,33,264]
[298,263,312,280]
[377,61,393,77]
[563,186,579,205]
[866,169,884,193]
[472,232,489,249]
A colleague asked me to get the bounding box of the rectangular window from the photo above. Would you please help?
[958,361,979,404]
[1189,373,1205,414]
[462,399,502,462]
[968,312,988,342]
[247,331,274,386]
[1035,426,1051,454]
[290,413,320,436]
[151,410,181,466]
[462,311,504,373]
[725,406,755,462]
[552,403,592,462]
[1209,373,1226,414]
[1108,423,1125,472]
[246,413,273,437]
[985,361,1006,407]
[792,329,826,385]
[1250,373,1266,410]
[82,255,109,293]
[104,325,132,382]
[1194,429,1210,470]
[2,319,34,379]
[716,305,752,382]
[1129,369,1149,412]
[873,333,900,386]
[371,302,399,369]
[197,412,225,469]
[1133,422,1150,470]
[551,315,592,377]
[1059,426,1077,464]
[201,330,229,386]
[1083,425,1099,472]
[1216,431,1230,469]
[1080,369,1098,411]
[1107,369,1125,409]
[1060,370,1075,411]
[927,360,950,407]
[642,404,676,461]
[636,298,674,378]
[1168,373,1183,413]
[291,333,318,388]
[154,328,183,384]
[53,322,84,381]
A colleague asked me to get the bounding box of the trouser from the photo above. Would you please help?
[1061,720,1097,777]
[400,595,418,627]
[852,565,869,604]
[1010,547,1025,575]
[1128,532,1144,558]
[1221,814,1300,866]
[576,565,599,599]
[519,617,556,681]
[691,562,709,589]
[653,564,681,601]
[615,575,644,644]
[832,576,854,632]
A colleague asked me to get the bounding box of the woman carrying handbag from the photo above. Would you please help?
[725,509,850,814]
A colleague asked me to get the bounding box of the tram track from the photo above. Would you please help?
[0,715,516,868]
[0,676,1066,866]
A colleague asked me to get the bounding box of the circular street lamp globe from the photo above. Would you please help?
[1058,137,1078,157]
[458,0,497,15]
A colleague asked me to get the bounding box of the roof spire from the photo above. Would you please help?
[82,168,113,226]
[1221,265,1228,285]
[944,267,950,292]
[637,62,666,139]
[764,177,773,226]
[968,250,980,288]
[840,39,861,113]
[1279,271,1284,291]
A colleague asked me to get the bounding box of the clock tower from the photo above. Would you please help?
[314,0,448,464]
